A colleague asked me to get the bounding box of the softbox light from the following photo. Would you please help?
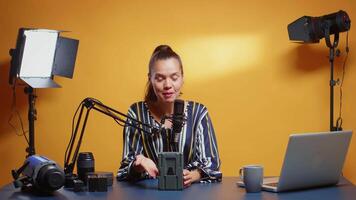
[9,28,79,88]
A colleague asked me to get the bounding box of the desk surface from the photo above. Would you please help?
[1,177,355,200]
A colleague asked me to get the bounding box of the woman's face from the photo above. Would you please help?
[150,57,183,103]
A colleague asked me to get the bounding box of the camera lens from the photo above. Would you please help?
[77,152,95,184]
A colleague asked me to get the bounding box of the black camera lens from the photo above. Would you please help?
[37,164,65,193]
[77,152,95,184]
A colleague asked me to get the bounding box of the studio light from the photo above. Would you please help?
[9,28,79,88]
[9,28,79,194]
[287,11,351,131]
[288,10,350,46]
[8,28,79,156]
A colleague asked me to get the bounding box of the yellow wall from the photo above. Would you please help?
[0,0,355,187]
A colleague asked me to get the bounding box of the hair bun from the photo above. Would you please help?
[152,44,173,54]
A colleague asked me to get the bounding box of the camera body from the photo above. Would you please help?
[13,155,65,194]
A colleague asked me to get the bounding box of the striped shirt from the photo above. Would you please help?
[117,101,222,182]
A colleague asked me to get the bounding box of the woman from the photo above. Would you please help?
[117,45,221,187]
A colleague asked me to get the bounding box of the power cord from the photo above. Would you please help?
[8,79,29,145]
[336,31,350,130]
[64,97,127,164]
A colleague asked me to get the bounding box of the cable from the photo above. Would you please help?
[64,100,85,165]
[64,97,127,164]
[64,97,161,167]
[89,97,126,126]
[8,79,29,145]
[336,31,349,130]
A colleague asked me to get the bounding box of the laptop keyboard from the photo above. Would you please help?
[264,182,278,187]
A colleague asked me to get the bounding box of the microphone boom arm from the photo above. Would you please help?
[63,97,158,176]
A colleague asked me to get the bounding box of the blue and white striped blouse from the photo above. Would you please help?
[117,101,222,182]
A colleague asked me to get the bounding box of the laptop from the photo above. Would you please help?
[237,130,353,192]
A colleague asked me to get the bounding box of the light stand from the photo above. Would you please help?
[325,29,341,131]
[8,28,79,157]
[25,86,37,156]
[288,10,351,131]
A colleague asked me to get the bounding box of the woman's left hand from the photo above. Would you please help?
[183,169,201,187]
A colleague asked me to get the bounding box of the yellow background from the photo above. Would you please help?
[0,0,355,187]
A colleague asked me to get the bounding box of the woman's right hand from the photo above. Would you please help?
[133,155,159,178]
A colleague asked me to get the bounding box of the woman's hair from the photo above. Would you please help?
[144,45,183,103]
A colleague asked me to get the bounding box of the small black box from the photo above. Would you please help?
[87,172,111,192]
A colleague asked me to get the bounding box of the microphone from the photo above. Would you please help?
[171,99,185,152]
